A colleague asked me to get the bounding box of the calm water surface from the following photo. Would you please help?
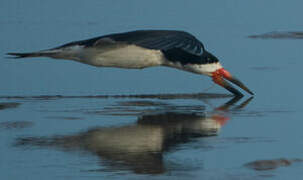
[1,0,303,179]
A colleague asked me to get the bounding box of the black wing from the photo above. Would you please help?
[57,30,210,65]
[105,30,205,56]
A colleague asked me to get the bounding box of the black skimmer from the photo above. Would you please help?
[7,30,253,96]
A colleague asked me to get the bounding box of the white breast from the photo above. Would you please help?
[79,45,165,69]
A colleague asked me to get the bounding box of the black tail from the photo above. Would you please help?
[6,49,61,59]
[6,52,45,59]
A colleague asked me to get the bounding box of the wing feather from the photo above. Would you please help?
[54,30,207,65]
[105,30,205,56]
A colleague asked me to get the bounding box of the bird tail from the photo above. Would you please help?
[6,49,63,59]
[7,52,42,59]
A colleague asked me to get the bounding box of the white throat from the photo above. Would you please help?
[163,61,223,76]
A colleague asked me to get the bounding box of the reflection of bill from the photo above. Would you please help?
[15,97,252,174]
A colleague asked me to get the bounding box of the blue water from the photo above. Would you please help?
[1,0,303,179]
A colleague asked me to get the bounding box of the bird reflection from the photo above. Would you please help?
[15,96,252,174]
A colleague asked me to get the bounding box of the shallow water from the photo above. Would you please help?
[2,0,303,179]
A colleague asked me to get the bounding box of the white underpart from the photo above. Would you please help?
[63,45,165,69]
[45,44,222,75]
[40,45,85,60]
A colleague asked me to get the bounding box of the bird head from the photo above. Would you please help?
[199,51,253,96]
